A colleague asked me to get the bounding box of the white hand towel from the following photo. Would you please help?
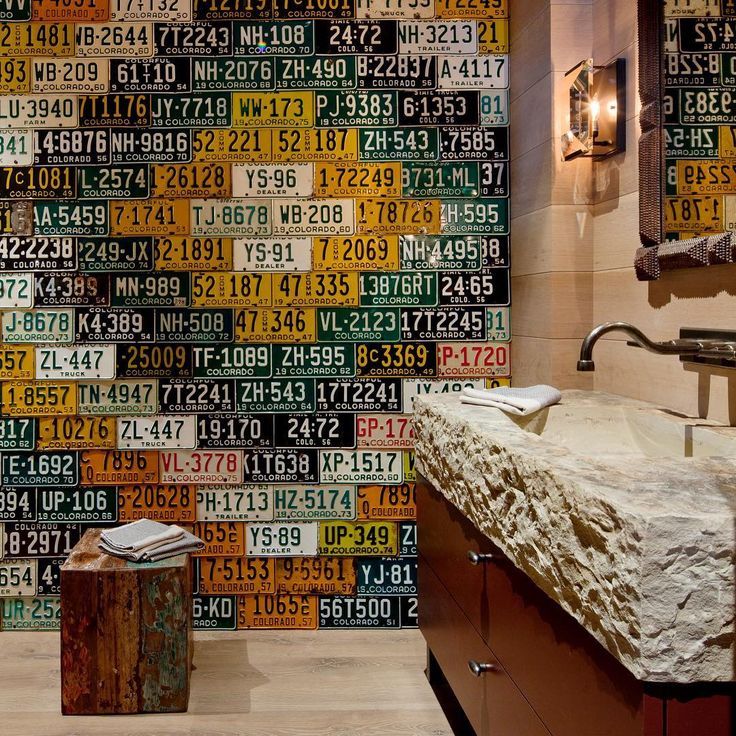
[460,385,562,416]
[101,519,184,553]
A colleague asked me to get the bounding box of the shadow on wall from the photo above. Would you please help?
[681,365,736,427]
[648,264,736,309]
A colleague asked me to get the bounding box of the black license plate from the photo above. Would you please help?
[0,486,36,521]
[440,126,509,161]
[155,22,233,56]
[116,344,193,378]
[110,130,192,164]
[77,237,154,272]
[0,236,75,271]
[197,414,274,448]
[156,308,234,342]
[481,235,510,268]
[77,165,150,199]
[2,452,78,487]
[0,166,75,199]
[315,378,401,412]
[37,557,64,595]
[315,20,397,55]
[109,58,192,94]
[34,130,110,166]
[111,273,190,308]
[678,18,736,52]
[356,54,436,89]
[193,594,237,630]
[78,94,151,127]
[194,0,272,19]
[34,273,110,306]
[319,595,401,628]
[76,307,155,343]
[479,161,509,197]
[439,269,510,306]
[356,558,417,596]
[160,378,236,413]
[401,306,486,341]
[273,413,355,448]
[2,522,82,557]
[400,595,418,628]
[242,448,320,482]
[399,90,478,126]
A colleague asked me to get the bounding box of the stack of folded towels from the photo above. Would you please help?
[100,519,204,562]
[460,385,562,416]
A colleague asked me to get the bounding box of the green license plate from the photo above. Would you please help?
[2,451,78,486]
[315,91,397,127]
[273,485,355,521]
[35,487,117,523]
[441,198,509,234]
[402,163,480,198]
[77,237,154,273]
[317,307,400,342]
[111,273,190,308]
[151,93,232,128]
[275,56,356,90]
[77,166,151,199]
[237,378,315,413]
[193,594,237,630]
[667,88,736,125]
[664,125,720,159]
[400,235,483,270]
[1,596,60,630]
[34,201,108,236]
[360,272,437,307]
[0,418,35,449]
[271,345,355,377]
[192,58,274,91]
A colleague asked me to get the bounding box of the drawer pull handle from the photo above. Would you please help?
[468,660,498,677]
[467,550,497,565]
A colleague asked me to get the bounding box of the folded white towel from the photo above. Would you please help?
[460,385,562,416]
[101,519,184,553]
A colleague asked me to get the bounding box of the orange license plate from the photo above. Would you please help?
[198,556,274,595]
[80,449,159,485]
[276,557,356,595]
[33,0,110,21]
[237,593,318,629]
[118,484,196,522]
[357,483,416,520]
[193,521,246,556]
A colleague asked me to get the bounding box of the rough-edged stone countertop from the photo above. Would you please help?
[413,390,736,684]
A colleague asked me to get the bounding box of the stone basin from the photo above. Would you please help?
[413,390,736,684]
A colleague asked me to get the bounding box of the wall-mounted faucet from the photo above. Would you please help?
[577,322,736,371]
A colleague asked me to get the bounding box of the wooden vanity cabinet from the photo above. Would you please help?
[417,475,734,736]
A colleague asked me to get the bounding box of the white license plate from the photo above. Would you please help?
[399,22,477,55]
[486,306,511,342]
[111,0,192,21]
[356,414,414,449]
[0,559,36,597]
[0,274,33,308]
[196,484,274,522]
[190,199,272,237]
[320,450,403,484]
[438,55,508,90]
[272,199,355,236]
[437,341,510,378]
[480,90,509,125]
[0,132,34,166]
[36,345,116,380]
[402,377,483,412]
[356,0,434,18]
[31,59,109,94]
[117,415,197,449]
[75,23,155,58]
[232,237,313,272]
[0,95,77,129]
[246,522,320,556]
[2,309,74,343]
[78,380,158,415]
[232,164,314,198]
[273,485,356,520]
[664,0,719,16]
[160,450,243,484]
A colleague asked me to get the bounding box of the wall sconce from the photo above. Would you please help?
[561,58,626,161]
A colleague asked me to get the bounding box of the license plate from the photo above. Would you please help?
[1,595,61,629]
[399,21,476,54]
[191,272,270,306]
[722,54,736,85]
[232,163,313,197]
[111,273,190,307]
[319,520,398,555]
[197,414,273,448]
[357,559,417,595]
[273,411,355,446]
[190,199,271,236]
[154,21,232,56]
[272,198,355,236]
[242,448,319,482]
[319,595,400,628]
[441,198,508,234]
[403,451,415,482]
[437,0,507,17]
[35,131,110,167]
[315,19,397,54]
[78,93,148,127]
[439,269,510,306]
[198,557,275,594]
[76,307,154,343]
[357,482,415,519]
[193,57,272,91]
[402,163,479,198]
[152,164,230,199]
[356,341,437,377]
[440,126,508,163]
[0,166,75,199]
[317,307,400,342]
[0,559,35,596]
[193,521,246,555]
[193,344,272,378]
[356,198,441,235]
[276,55,355,90]
[246,522,319,555]
[400,90,478,126]
[0,0,30,21]
[111,130,192,164]
[0,237,74,274]
[0,273,32,307]
[316,377,401,412]
[356,54,435,89]
[665,195,723,231]
[478,18,508,53]
[157,308,233,342]
[270,343,353,379]
[160,449,243,484]
[359,127,438,162]
[194,0,272,19]
[314,236,399,271]
[315,90,397,127]
[79,237,154,273]
[34,0,108,19]
[273,484,355,520]
[487,306,511,341]
[193,129,270,162]
[400,235,481,270]
[237,593,318,629]
[33,58,106,94]
[109,199,190,237]
[34,273,109,307]
[486,377,511,390]
[356,0,432,17]
[238,378,315,412]
[272,271,359,307]
[117,415,197,449]
[0,418,35,450]
[117,483,196,522]
[676,160,736,194]
[276,557,355,595]
[35,487,117,523]
[34,201,108,237]
[315,163,400,197]
[274,0,353,17]
[233,21,314,56]
[150,93,231,128]
[360,272,437,307]
[1,381,76,416]
[80,449,159,485]
[272,128,358,162]
[0,95,77,129]
[2,453,78,487]
[0,488,36,521]
[0,131,33,165]
[110,57,190,93]
[437,341,510,377]
[679,18,736,52]
[667,88,736,124]
[665,52,721,88]
[78,380,157,415]
[356,413,414,449]
[35,346,115,380]
[438,55,508,90]
[76,22,154,57]
[111,0,191,20]
[37,416,115,450]
[232,237,311,271]
[0,22,75,56]
[665,0,720,15]
[399,520,416,554]
[0,58,29,93]
[197,484,273,521]
[234,307,317,343]
[155,236,232,271]
[233,91,313,127]
[320,450,402,484]
[77,161,149,198]
[160,378,236,413]
[193,594,237,630]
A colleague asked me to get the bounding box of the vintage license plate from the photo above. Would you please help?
[440,126,508,162]
[273,484,354,520]
[0,418,35,450]
[193,57,272,91]
[437,0,506,17]
[276,55,355,90]
[33,0,109,19]
[316,377,401,413]
[0,58,29,94]
[320,450,402,484]
[0,131,33,166]
[357,558,416,595]
[482,234,509,267]
[403,451,415,482]
[1,381,76,416]
[667,88,736,124]
[356,198,441,235]
[152,164,231,199]
[399,520,416,554]
[233,237,310,271]
[487,306,511,341]
[357,483,415,520]
[111,130,192,164]
[272,271,359,307]
[0,0,31,21]
[313,236,399,271]
[401,378,483,412]
[664,0,720,15]
[193,595,237,630]
[193,0,272,19]
[272,198,355,236]
[665,53,721,87]
[399,21,476,54]
[665,195,723,231]
[233,91,313,127]
[439,269,510,306]
[199,557,274,595]
[486,377,511,390]
[34,274,109,307]
[117,483,195,522]
[160,378,236,414]
[400,235,481,270]
[478,18,508,53]
[0,95,77,130]
[193,521,246,556]
[193,344,272,378]
[315,19,397,54]
[0,236,74,271]
[273,411,355,446]
[76,307,154,343]
[319,520,398,556]
[441,198,508,234]
[78,93,148,127]
[0,558,35,596]
[36,487,117,523]
[437,341,510,377]
[399,90,478,126]
[402,163,478,198]
[242,448,319,482]
[110,57,190,93]
[160,450,243,484]
[78,380,157,415]
[438,55,508,90]
[1,595,61,629]
[197,414,273,448]
[246,522,319,556]
[235,306,316,343]
[118,415,196,450]
[271,343,353,379]
[232,163,313,197]
[276,557,355,595]
[479,89,508,125]
[2,453,77,487]
[80,449,159,485]
[109,199,189,237]
[190,199,271,237]
[150,93,231,128]
[37,416,115,450]
[356,54,435,90]
[111,273,190,308]
[676,160,736,194]
[0,487,36,521]
[401,595,418,626]
[315,163,400,197]
[356,414,413,449]
[154,21,232,56]
[356,341,437,377]
[3,308,74,346]
[35,131,110,168]
[679,18,736,52]
[319,595,400,628]
[0,166,75,199]
[111,0,191,20]
[0,273,33,307]
[191,272,270,307]
[35,346,115,380]
[156,236,232,271]
[274,0,353,18]
[356,0,433,18]
[233,20,314,55]
[157,308,233,342]
[360,272,437,307]
[197,484,273,521]
[237,378,315,412]
[722,54,736,86]
[315,91,396,127]
[78,164,150,198]
[0,22,74,57]
[272,128,358,162]
[36,558,64,595]
[193,128,270,163]
[237,593,318,629]
[34,201,108,237]
[78,237,154,273]
[76,22,153,57]
[317,307,400,342]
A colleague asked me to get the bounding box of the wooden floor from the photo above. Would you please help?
[0,630,453,736]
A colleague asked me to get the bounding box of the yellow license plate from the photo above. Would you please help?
[80,449,159,485]
[357,484,416,521]
[192,272,272,307]
[152,163,232,198]
[193,129,272,163]
[271,272,359,307]
[0,59,30,94]
[271,128,358,162]
[403,450,415,482]
[312,236,400,270]
[319,521,399,556]
[233,92,314,128]
[0,347,34,380]
[721,126,736,158]
[117,484,196,523]
[234,307,316,343]
[676,161,736,194]
[314,164,401,197]
[478,19,509,53]
[237,593,318,629]
[356,198,442,235]
[37,416,115,450]
[33,0,110,21]
[2,381,76,416]
[193,521,246,557]
[665,196,723,232]
[485,377,511,389]
[199,556,275,594]
[276,557,356,595]
[155,237,233,271]
[0,23,75,57]
[110,199,190,236]
[436,0,508,17]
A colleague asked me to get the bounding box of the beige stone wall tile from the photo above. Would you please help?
[512,335,595,388]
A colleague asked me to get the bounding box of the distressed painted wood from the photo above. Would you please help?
[60,528,192,715]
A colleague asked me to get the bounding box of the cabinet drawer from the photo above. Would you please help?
[419,559,551,736]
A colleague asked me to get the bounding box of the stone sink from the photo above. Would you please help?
[413,390,736,684]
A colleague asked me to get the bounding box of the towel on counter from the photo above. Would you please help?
[460,385,562,416]
[99,519,204,562]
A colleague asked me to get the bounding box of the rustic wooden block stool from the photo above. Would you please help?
[60,528,192,715]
